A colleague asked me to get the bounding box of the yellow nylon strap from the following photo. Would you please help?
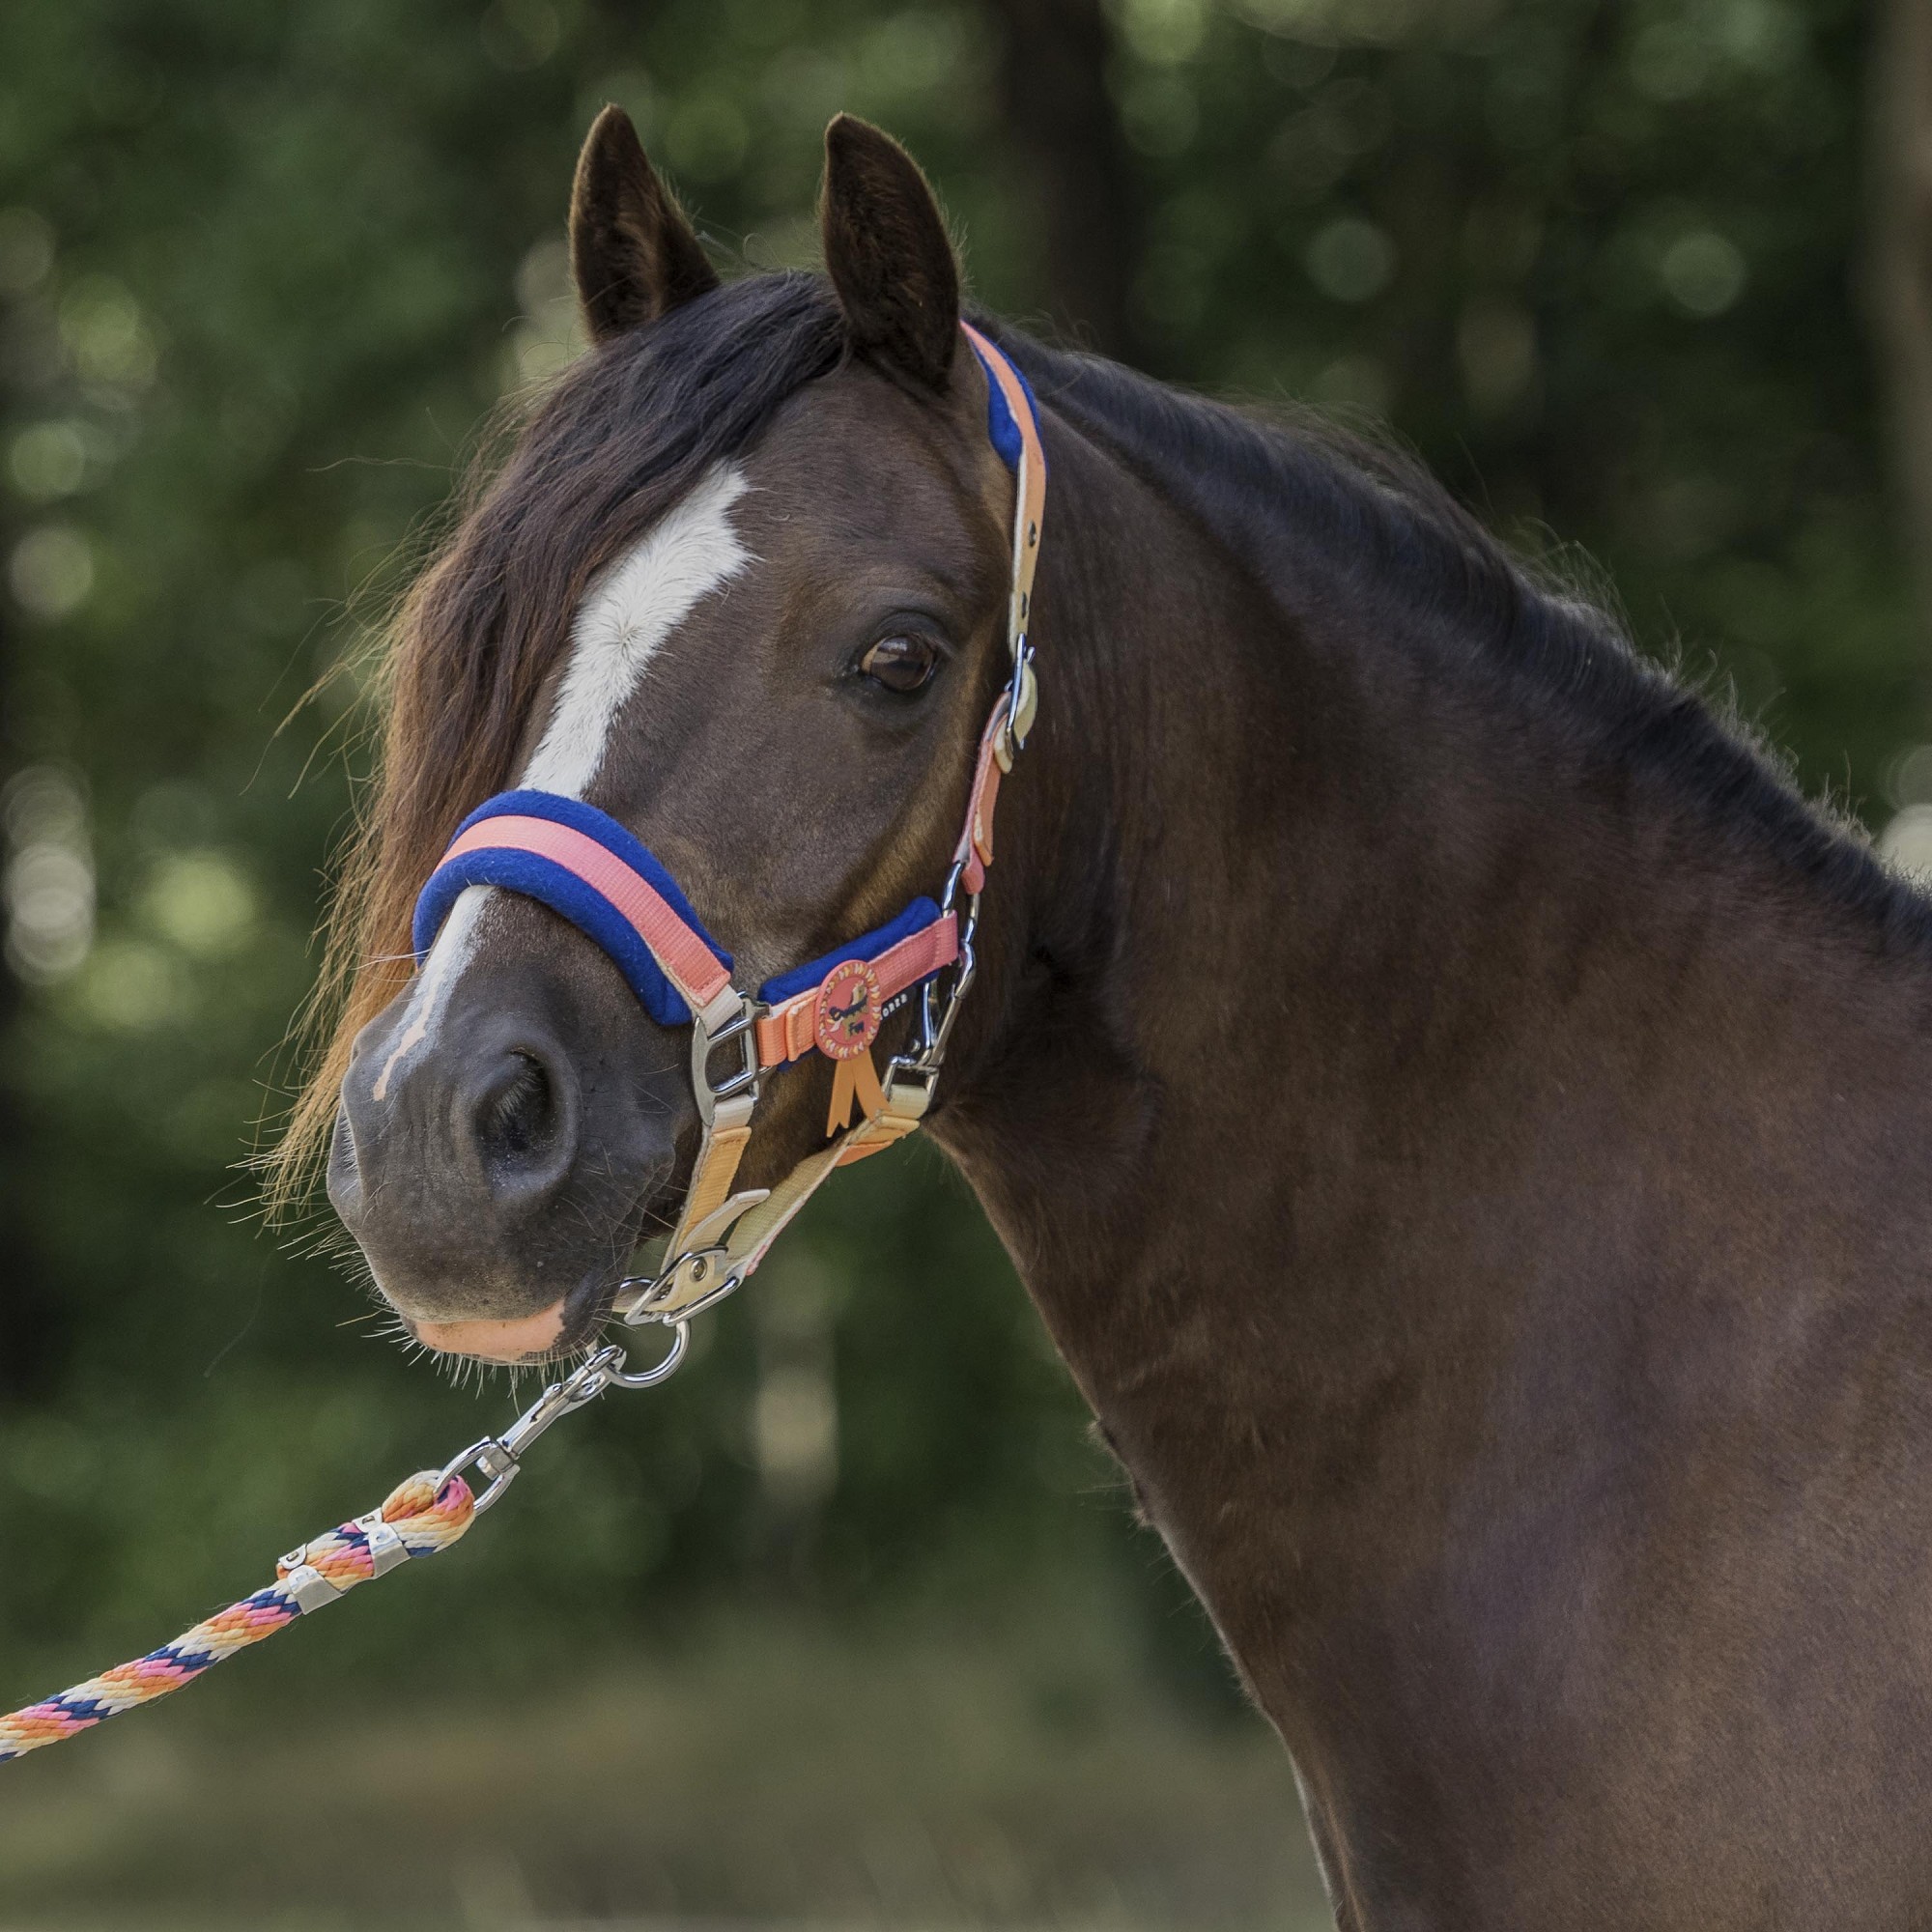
[642,1076,932,1319]
[679,1119,751,1230]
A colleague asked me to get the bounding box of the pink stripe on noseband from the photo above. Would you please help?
[440,815,732,1012]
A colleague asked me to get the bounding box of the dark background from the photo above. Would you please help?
[1,0,1923,1922]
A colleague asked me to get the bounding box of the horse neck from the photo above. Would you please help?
[931,408,1932,1718]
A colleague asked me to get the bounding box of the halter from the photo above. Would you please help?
[412,322,1046,1333]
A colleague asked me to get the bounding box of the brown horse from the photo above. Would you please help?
[288,108,1932,1927]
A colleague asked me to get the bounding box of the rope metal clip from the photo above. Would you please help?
[435,1329,689,1514]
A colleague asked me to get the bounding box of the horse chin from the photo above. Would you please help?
[398,1249,631,1367]
[404,1172,689,1367]
[412,1302,569,1365]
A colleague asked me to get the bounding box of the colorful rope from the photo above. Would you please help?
[0,1468,475,1761]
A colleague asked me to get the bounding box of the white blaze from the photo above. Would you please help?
[523,462,753,798]
[371,882,491,1103]
[371,461,753,1096]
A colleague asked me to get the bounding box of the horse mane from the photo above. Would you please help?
[989,326,1932,953]
[267,271,846,1214]
[270,270,1924,1211]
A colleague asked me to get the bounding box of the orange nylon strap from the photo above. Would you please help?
[679,1119,753,1229]
[753,915,961,1068]
[960,322,1046,662]
[952,696,1009,895]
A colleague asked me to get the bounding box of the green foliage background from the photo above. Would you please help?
[0,0,1917,1753]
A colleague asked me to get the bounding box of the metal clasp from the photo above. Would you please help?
[617,1245,743,1325]
[692,998,762,1127]
[999,638,1037,767]
[908,865,980,1072]
[612,1186,769,1327]
[434,1330,688,1513]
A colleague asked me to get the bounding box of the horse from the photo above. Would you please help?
[284,106,1932,1927]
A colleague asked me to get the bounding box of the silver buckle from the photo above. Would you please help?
[692,1000,761,1126]
[618,1243,743,1325]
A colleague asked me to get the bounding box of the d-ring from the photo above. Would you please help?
[604,1321,689,1389]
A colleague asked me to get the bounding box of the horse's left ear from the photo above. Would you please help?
[819,115,960,390]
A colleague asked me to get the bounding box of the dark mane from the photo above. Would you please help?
[991,324,1932,953]
[275,270,1922,1207]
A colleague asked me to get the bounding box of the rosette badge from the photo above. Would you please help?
[813,958,886,1135]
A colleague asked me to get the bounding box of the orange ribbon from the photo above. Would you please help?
[826,1044,887,1137]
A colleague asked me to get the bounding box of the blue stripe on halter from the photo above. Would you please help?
[412,790,731,1031]
[755,896,945,1006]
[966,333,1044,477]
[412,788,951,1033]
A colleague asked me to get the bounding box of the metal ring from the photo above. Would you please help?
[603,1321,689,1389]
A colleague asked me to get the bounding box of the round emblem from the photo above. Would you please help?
[812,959,882,1061]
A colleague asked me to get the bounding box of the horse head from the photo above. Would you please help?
[318,111,1028,1364]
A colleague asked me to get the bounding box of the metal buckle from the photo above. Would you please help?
[278,1564,343,1614]
[999,639,1037,768]
[617,1244,743,1325]
[692,999,761,1127]
[353,1508,410,1577]
[613,1189,768,1325]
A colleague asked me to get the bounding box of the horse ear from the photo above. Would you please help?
[819,115,960,390]
[569,105,719,342]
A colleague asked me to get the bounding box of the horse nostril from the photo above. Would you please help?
[474,1050,560,1167]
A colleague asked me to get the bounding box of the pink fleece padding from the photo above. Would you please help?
[441,815,731,1012]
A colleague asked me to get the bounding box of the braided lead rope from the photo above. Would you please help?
[0,1336,685,1766]
[0,1468,475,1762]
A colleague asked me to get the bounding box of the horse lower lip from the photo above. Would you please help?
[413,1301,567,1362]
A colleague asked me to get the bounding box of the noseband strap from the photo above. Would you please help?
[413,791,735,1029]
[411,322,1045,1326]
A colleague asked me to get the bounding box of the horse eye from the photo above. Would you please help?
[857,633,940,695]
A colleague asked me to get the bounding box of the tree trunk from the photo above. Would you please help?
[983,0,1143,361]
[0,328,55,1399]
[1871,0,1932,649]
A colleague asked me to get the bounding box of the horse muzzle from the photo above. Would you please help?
[327,943,681,1362]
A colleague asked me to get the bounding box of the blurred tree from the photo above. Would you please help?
[985,0,1145,355]
[0,227,60,1399]
[1872,0,1932,658]
[1103,0,1909,788]
[0,0,1921,1727]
